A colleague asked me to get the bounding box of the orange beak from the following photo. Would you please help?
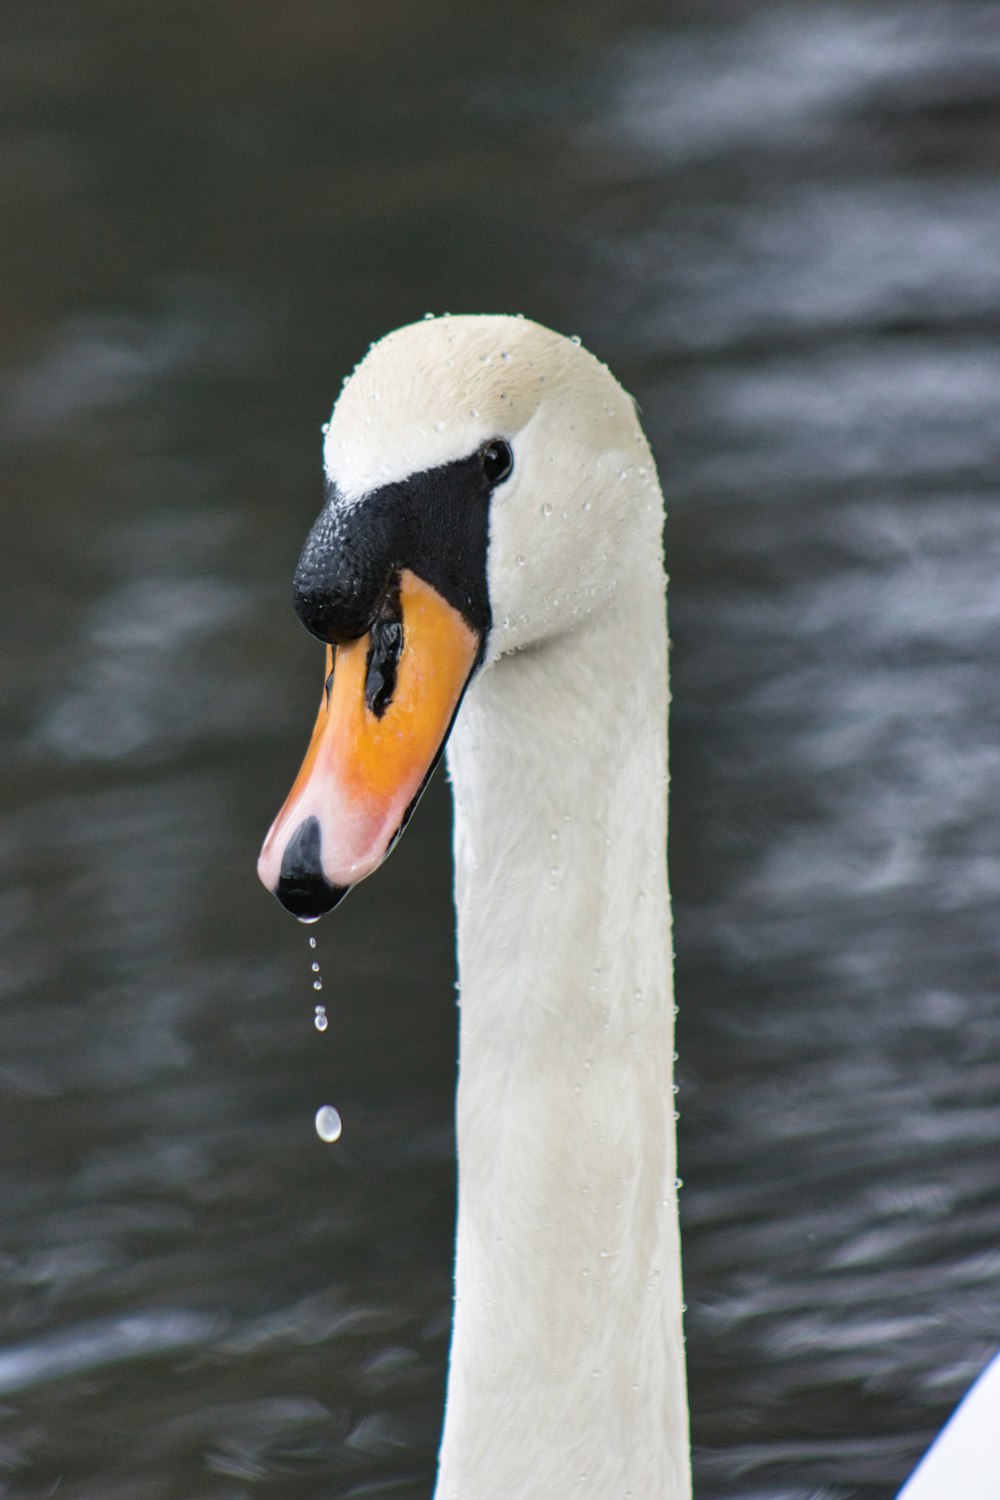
[258,568,480,917]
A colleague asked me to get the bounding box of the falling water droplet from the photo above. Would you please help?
[311,961,320,972]
[315,1105,343,1142]
[308,936,317,949]
[314,1006,328,1032]
[313,978,323,991]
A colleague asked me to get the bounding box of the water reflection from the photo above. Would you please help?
[0,0,998,1496]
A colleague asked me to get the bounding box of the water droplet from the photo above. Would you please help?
[434,419,446,433]
[313,978,323,992]
[515,554,525,566]
[541,503,552,518]
[570,334,582,345]
[311,961,320,973]
[675,1176,684,1189]
[469,407,479,418]
[618,469,629,481]
[501,350,510,362]
[308,936,317,949]
[314,1006,328,1033]
[673,1110,680,1121]
[315,1105,342,1142]
[672,1083,679,1095]
[480,353,492,364]
[423,311,434,320]
[298,914,321,926]
[321,421,330,434]
[582,499,591,511]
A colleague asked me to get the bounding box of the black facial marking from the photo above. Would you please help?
[275,816,350,919]
[292,445,499,649]
[365,577,403,718]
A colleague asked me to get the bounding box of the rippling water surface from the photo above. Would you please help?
[2,2,999,1496]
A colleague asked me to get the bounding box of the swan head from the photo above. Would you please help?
[257,314,659,919]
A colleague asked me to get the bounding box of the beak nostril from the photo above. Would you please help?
[365,577,404,719]
[274,816,350,919]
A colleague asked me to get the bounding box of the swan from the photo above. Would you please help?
[258,313,688,1497]
[256,314,993,1499]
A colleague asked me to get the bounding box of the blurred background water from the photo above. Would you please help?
[1,1,999,1496]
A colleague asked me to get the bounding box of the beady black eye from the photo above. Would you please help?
[481,439,513,486]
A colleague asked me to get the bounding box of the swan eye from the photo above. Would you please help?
[481,439,513,486]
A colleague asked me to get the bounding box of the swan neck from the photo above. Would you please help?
[438,593,690,1500]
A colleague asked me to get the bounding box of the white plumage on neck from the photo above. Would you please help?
[442,554,689,1498]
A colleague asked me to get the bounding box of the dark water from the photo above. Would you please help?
[2,2,999,1495]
